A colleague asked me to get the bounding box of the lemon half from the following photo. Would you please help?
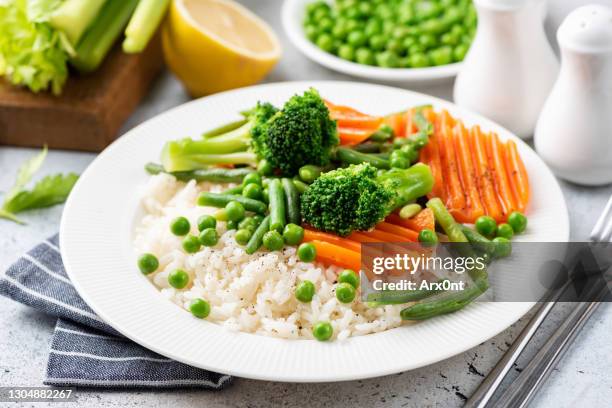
[162,0,281,97]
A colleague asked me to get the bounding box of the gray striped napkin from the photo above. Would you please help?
[0,234,232,389]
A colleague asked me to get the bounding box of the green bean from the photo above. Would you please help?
[336,147,390,169]
[368,124,394,142]
[367,280,448,306]
[202,119,248,139]
[245,216,271,255]
[198,192,267,214]
[352,142,383,153]
[282,178,301,225]
[426,198,467,243]
[293,178,309,194]
[223,185,243,195]
[461,226,496,257]
[400,277,489,320]
[399,203,421,219]
[268,179,286,233]
[145,163,254,184]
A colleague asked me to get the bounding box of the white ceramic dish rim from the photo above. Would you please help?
[281,0,462,82]
[60,81,569,383]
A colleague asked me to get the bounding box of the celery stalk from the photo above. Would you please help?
[123,0,170,54]
[71,0,139,73]
[49,0,107,46]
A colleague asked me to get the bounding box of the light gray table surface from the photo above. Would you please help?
[1,1,611,407]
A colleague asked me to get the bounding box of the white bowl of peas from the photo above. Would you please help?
[282,0,477,83]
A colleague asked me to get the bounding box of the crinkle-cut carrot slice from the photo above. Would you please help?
[452,122,485,221]
[469,126,504,222]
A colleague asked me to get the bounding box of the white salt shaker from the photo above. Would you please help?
[453,0,559,139]
[535,4,612,186]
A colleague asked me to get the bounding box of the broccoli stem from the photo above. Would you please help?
[144,162,254,183]
[123,0,170,53]
[202,119,249,139]
[336,147,390,169]
[71,0,139,72]
[49,0,107,46]
[377,163,434,208]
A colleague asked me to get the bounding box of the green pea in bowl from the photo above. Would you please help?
[282,0,476,83]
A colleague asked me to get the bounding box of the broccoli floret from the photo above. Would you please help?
[259,89,339,175]
[160,89,338,175]
[301,163,434,236]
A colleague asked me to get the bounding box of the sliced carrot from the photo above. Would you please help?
[438,122,468,221]
[349,231,384,243]
[439,109,455,129]
[334,113,383,129]
[452,122,485,221]
[385,111,407,137]
[349,229,410,243]
[488,133,519,217]
[303,229,361,252]
[376,222,419,241]
[469,126,504,222]
[311,240,362,273]
[386,210,435,232]
[505,140,530,211]
[337,127,374,145]
[425,115,447,201]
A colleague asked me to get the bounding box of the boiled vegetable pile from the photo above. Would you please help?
[140,88,531,326]
[0,0,169,94]
[303,0,477,68]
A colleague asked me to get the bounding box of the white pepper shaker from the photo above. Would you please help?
[535,4,612,186]
[453,0,559,139]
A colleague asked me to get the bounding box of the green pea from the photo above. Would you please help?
[235,229,253,245]
[297,242,316,262]
[376,51,400,68]
[345,19,360,32]
[168,269,189,289]
[492,237,512,258]
[335,282,356,303]
[399,57,411,68]
[189,298,211,318]
[497,223,514,240]
[429,46,453,66]
[225,201,245,222]
[453,43,469,61]
[226,220,238,230]
[364,19,382,37]
[137,253,159,275]
[295,280,316,303]
[197,215,216,232]
[386,38,406,55]
[347,31,367,47]
[305,24,319,41]
[242,183,263,200]
[418,34,437,50]
[263,230,284,251]
[402,36,417,49]
[252,214,265,226]
[338,269,360,289]
[400,144,420,162]
[214,209,228,222]
[283,223,304,246]
[242,172,262,186]
[257,159,273,176]
[418,229,439,246]
[420,19,448,35]
[170,216,190,236]
[451,24,465,37]
[409,53,430,68]
[507,211,528,234]
[475,215,497,237]
[312,321,333,341]
[299,165,322,184]
[358,1,372,16]
[316,33,335,52]
[332,24,348,40]
[441,32,460,46]
[369,34,386,51]
[356,48,375,65]
[199,228,219,247]
[390,150,409,169]
[408,43,425,55]
[182,235,201,254]
[338,44,355,61]
[319,17,334,33]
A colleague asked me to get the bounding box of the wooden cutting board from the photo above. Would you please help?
[0,34,164,152]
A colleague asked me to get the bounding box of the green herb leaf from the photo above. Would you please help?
[0,147,79,224]
[3,173,79,214]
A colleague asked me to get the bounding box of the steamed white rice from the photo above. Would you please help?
[133,174,406,340]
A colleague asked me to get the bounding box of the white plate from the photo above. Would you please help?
[281,0,462,83]
[61,81,569,382]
